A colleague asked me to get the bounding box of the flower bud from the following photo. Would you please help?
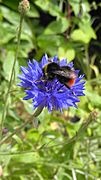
[18,0,30,15]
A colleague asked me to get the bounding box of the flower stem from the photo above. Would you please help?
[43,110,97,149]
[0,107,43,145]
[0,13,24,140]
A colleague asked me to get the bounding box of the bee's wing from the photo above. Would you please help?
[53,69,75,79]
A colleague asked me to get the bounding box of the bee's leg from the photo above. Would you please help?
[35,77,46,83]
[35,80,41,83]
[71,90,75,95]
[70,89,77,97]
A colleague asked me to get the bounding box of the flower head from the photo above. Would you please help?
[19,0,30,15]
[18,54,85,112]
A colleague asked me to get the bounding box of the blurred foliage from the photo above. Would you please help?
[0,0,101,179]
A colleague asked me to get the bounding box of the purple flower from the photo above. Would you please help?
[18,54,85,112]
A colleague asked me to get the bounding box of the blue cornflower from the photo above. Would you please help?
[18,54,85,112]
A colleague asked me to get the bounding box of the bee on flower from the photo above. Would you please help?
[18,54,85,112]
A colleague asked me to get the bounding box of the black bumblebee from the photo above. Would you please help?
[42,60,77,89]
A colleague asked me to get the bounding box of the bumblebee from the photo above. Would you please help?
[43,61,77,89]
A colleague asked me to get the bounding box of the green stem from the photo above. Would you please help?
[0,14,24,140]
[43,111,96,149]
[0,110,96,152]
[85,44,90,80]
[0,107,43,145]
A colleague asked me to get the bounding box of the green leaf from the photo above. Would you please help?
[0,6,20,25]
[10,153,40,163]
[71,17,96,44]
[37,34,65,55]
[8,109,20,121]
[44,18,69,35]
[90,65,99,77]
[34,0,63,17]
[70,0,90,16]
[55,167,65,180]
[27,4,39,18]
[79,20,96,40]
[69,0,80,16]
[1,0,19,11]
[26,129,40,142]
[71,29,92,43]
[86,91,101,108]
[12,135,23,145]
[58,46,75,61]
[23,101,33,115]
[3,51,19,81]
[0,22,15,45]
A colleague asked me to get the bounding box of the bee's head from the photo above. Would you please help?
[43,62,59,80]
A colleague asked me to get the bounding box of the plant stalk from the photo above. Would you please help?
[0,107,43,145]
[0,14,24,140]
